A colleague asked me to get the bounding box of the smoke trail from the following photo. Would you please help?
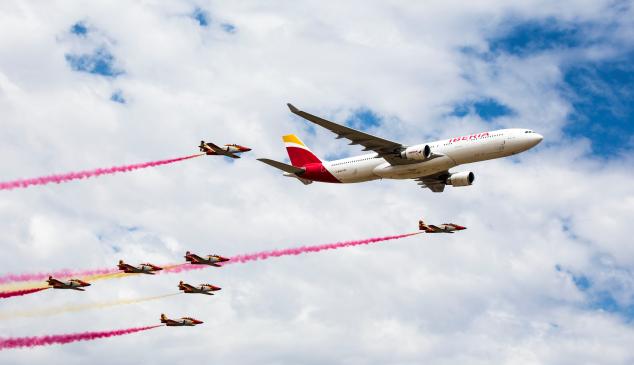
[228,232,421,264]
[0,287,48,299]
[0,293,180,320]
[0,325,162,350]
[0,232,421,287]
[165,232,421,273]
[0,153,202,191]
[0,268,123,287]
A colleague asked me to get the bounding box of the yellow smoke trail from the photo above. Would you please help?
[0,272,137,292]
[81,272,138,282]
[0,292,181,320]
[0,282,48,292]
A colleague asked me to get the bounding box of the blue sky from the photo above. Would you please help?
[451,98,515,121]
[2,2,632,364]
[484,18,634,156]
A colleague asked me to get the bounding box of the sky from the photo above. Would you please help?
[0,0,632,363]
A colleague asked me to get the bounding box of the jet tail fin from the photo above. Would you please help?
[257,158,305,175]
[282,134,321,167]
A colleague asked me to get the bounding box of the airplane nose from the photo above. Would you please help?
[534,133,543,143]
[526,133,543,148]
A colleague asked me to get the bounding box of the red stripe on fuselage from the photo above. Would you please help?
[302,163,341,183]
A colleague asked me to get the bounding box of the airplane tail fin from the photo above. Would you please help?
[283,134,321,167]
[419,220,426,231]
[160,314,167,322]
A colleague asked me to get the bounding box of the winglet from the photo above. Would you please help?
[287,103,300,114]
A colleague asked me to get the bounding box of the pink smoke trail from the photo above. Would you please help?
[0,325,162,350]
[0,232,421,285]
[164,232,421,273]
[0,153,202,191]
[0,287,48,299]
[0,268,118,286]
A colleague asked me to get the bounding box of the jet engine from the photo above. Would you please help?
[446,171,475,186]
[400,145,432,161]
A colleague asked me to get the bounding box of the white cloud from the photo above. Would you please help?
[0,0,632,364]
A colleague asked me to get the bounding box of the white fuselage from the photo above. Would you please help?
[323,128,542,182]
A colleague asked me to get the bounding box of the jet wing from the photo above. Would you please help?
[122,264,139,272]
[48,278,64,285]
[414,171,449,193]
[181,283,197,290]
[287,104,416,166]
[188,254,205,263]
[206,142,240,159]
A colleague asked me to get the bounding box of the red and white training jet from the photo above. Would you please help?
[419,219,466,233]
[161,313,203,326]
[258,104,543,192]
[118,260,163,275]
[178,281,221,295]
[184,251,230,267]
[47,276,91,291]
[199,141,251,159]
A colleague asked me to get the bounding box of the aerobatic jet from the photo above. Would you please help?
[419,219,466,233]
[199,141,251,159]
[160,313,203,326]
[184,251,230,267]
[178,281,221,295]
[47,276,91,291]
[258,104,543,192]
[117,260,163,274]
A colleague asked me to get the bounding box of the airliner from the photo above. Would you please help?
[258,104,543,192]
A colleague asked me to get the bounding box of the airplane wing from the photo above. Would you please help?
[287,104,416,166]
[206,142,240,159]
[188,254,204,263]
[181,284,197,291]
[122,264,138,272]
[48,278,64,286]
[414,171,449,193]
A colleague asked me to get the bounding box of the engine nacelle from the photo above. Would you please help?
[400,144,432,161]
[446,171,475,187]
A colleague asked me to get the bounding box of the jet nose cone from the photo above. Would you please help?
[525,132,543,148]
[534,133,543,143]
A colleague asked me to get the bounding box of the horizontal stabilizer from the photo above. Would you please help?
[257,158,305,175]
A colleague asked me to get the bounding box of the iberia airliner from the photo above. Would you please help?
[258,104,543,192]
